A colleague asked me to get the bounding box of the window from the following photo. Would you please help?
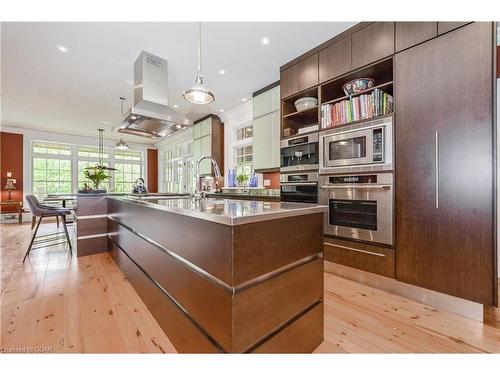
[163,139,195,194]
[77,146,110,190]
[32,142,72,196]
[113,150,143,193]
[236,125,253,141]
[235,145,253,177]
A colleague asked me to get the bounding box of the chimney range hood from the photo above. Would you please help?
[114,51,192,139]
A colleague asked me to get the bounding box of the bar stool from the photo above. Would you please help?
[23,195,73,263]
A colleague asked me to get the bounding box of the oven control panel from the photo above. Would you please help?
[372,128,384,162]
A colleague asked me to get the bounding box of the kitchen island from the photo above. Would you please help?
[106,196,326,353]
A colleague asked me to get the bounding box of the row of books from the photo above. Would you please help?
[320,89,393,128]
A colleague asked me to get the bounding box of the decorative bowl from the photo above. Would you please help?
[342,78,375,96]
[294,97,318,112]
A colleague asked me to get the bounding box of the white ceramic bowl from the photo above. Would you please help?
[294,97,318,112]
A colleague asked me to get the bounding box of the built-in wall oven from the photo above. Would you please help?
[280,172,318,203]
[280,133,319,172]
[319,173,393,245]
[319,116,393,174]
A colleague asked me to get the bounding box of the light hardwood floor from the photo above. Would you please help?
[1,222,499,353]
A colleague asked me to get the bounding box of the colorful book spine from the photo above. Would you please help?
[320,88,393,128]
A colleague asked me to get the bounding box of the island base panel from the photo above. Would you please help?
[251,302,324,353]
[109,240,221,353]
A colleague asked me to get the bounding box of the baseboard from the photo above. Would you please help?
[324,260,484,322]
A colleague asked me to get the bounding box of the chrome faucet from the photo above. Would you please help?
[193,156,222,200]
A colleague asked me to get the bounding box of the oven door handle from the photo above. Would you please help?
[320,185,391,190]
[281,182,318,186]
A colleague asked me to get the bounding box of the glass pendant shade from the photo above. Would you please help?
[183,72,215,105]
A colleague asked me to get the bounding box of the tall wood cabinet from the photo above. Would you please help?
[253,84,280,171]
[192,115,224,176]
[395,22,496,305]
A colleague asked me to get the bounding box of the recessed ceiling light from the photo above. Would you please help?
[261,37,270,45]
[219,109,224,113]
[173,104,179,108]
[219,69,226,75]
[241,98,247,102]
[57,45,69,53]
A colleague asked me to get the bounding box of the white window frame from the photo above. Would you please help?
[30,139,146,195]
[232,121,253,178]
[31,141,73,197]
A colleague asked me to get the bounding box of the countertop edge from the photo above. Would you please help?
[107,196,326,226]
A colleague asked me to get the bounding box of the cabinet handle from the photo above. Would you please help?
[435,131,439,209]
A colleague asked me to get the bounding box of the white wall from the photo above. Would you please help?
[0,125,152,204]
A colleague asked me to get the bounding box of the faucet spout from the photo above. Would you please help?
[194,156,221,199]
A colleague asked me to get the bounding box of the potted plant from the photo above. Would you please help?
[236,173,250,192]
[80,165,110,193]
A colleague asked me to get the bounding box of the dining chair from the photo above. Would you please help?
[23,195,73,263]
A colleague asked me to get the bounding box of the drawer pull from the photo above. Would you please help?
[324,242,386,257]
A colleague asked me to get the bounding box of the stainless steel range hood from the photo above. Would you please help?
[114,51,192,139]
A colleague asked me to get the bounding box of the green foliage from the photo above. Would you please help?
[83,165,110,189]
[236,173,249,185]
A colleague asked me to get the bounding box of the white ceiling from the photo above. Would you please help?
[1,22,356,144]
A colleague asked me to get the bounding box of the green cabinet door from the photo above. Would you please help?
[253,90,271,118]
[270,85,280,112]
[253,114,271,170]
[201,118,212,137]
[200,135,212,175]
[193,123,202,139]
[270,111,280,167]
[193,138,202,163]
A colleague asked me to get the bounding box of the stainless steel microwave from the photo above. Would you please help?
[319,116,393,174]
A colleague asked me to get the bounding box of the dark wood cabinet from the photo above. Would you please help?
[437,22,470,35]
[297,53,319,91]
[324,237,395,278]
[352,22,394,69]
[280,64,298,99]
[395,22,437,52]
[319,36,351,83]
[395,22,496,305]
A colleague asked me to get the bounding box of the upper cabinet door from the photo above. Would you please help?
[395,22,437,52]
[437,22,470,35]
[319,36,352,83]
[270,85,280,112]
[193,123,202,139]
[297,53,319,91]
[253,90,272,118]
[352,22,395,69]
[201,118,212,137]
[280,64,298,98]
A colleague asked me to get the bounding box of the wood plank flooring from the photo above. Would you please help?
[1,222,499,353]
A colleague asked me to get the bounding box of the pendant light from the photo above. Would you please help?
[115,138,130,150]
[114,97,130,150]
[183,22,215,105]
[86,129,118,171]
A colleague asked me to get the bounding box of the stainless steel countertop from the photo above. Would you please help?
[108,196,326,226]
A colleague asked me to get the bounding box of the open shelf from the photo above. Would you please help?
[320,113,393,132]
[320,58,393,105]
[281,87,319,116]
[281,86,320,139]
[322,81,393,106]
[283,105,318,120]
